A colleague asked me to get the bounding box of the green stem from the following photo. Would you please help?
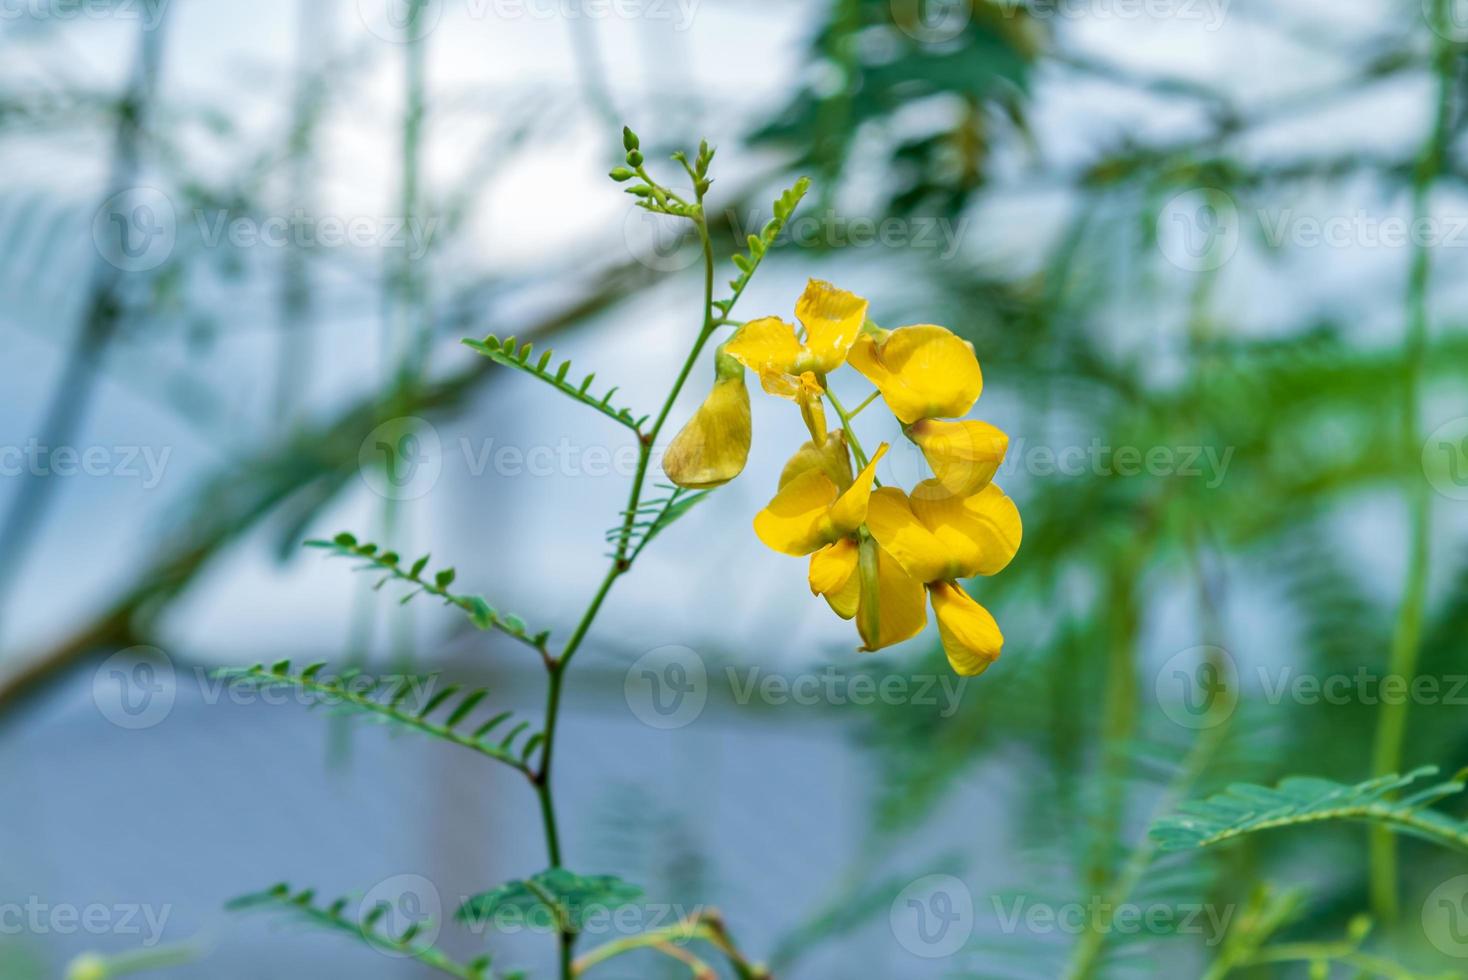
[1369,0,1452,922]
[535,197,719,980]
[824,387,871,470]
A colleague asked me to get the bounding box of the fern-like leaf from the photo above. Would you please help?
[606,485,714,560]
[1151,767,1468,853]
[714,176,811,319]
[309,533,550,655]
[228,883,520,979]
[462,336,646,433]
[219,661,541,777]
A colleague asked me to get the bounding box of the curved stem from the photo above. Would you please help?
[824,388,871,471]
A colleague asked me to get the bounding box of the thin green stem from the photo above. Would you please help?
[824,387,871,470]
[535,182,720,980]
[847,389,881,419]
[1369,0,1452,922]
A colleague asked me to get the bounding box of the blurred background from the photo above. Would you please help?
[3,0,1468,976]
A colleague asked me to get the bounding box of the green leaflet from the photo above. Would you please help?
[1151,767,1468,853]
[462,336,647,433]
[456,869,643,933]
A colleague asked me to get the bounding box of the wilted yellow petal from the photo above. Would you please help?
[752,469,839,556]
[907,418,1007,496]
[726,316,804,389]
[848,325,983,425]
[910,480,1022,577]
[929,581,1003,676]
[828,443,888,536]
[795,279,868,374]
[662,373,752,490]
[857,540,928,651]
[780,430,854,491]
[864,486,953,584]
[810,538,860,619]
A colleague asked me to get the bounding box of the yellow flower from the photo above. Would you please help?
[808,534,928,651]
[905,418,1009,497]
[864,479,1021,675]
[847,324,983,425]
[726,279,867,442]
[780,429,854,491]
[662,347,752,489]
[753,443,888,557]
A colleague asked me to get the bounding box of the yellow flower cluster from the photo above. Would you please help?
[663,280,1020,676]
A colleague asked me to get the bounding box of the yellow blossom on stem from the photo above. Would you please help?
[662,346,752,489]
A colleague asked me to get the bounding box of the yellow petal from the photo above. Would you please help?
[796,372,829,445]
[910,480,1023,577]
[753,469,838,556]
[857,540,928,651]
[726,316,804,390]
[794,279,868,374]
[779,430,854,491]
[864,486,953,584]
[828,443,889,537]
[929,581,1003,676]
[848,325,983,425]
[662,374,752,489]
[907,418,1007,496]
[810,538,860,619]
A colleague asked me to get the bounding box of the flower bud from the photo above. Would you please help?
[662,348,751,489]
